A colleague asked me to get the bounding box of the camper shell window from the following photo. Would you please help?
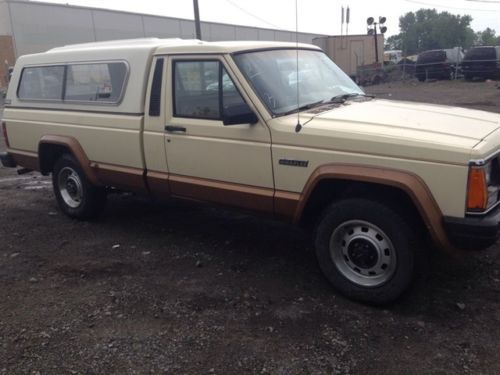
[17,61,129,104]
[18,66,65,101]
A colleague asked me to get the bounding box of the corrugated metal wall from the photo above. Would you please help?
[1,0,326,59]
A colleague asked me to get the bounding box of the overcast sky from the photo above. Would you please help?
[32,0,500,37]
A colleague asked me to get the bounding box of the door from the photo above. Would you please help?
[350,40,364,76]
[164,55,274,213]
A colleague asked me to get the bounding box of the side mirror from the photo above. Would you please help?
[223,103,258,126]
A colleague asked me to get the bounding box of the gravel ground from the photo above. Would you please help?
[1,81,500,374]
[364,79,500,114]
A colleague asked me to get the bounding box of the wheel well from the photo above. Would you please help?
[39,143,72,175]
[300,179,428,237]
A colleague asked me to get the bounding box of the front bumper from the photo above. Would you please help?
[444,205,500,250]
[0,152,17,168]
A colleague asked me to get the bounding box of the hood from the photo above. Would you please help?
[271,99,500,165]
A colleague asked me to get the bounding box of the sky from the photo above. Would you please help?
[31,0,500,37]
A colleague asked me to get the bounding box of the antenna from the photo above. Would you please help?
[346,6,350,36]
[341,6,344,37]
[295,0,302,133]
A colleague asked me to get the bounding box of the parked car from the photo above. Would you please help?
[2,38,500,304]
[461,46,500,81]
[415,48,463,81]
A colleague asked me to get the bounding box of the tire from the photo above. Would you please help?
[417,75,425,82]
[464,74,473,81]
[52,154,106,219]
[314,198,416,304]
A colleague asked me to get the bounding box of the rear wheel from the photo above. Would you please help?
[52,154,106,219]
[314,199,416,304]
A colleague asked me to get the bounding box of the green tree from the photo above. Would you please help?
[386,35,402,50]
[476,28,499,46]
[389,9,475,55]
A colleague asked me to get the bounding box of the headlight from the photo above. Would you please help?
[467,158,500,213]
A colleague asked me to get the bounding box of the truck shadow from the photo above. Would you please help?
[93,194,499,319]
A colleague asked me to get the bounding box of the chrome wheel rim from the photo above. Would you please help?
[329,220,397,287]
[57,167,83,208]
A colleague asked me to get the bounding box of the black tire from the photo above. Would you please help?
[417,75,425,82]
[464,74,473,81]
[52,154,106,219]
[314,198,416,304]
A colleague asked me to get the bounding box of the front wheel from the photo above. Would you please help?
[314,199,416,304]
[52,154,106,219]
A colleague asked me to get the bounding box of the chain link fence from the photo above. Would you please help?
[356,60,500,85]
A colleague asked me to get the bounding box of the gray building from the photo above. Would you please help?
[0,0,327,88]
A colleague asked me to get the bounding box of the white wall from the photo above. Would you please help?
[8,1,95,56]
[0,1,12,35]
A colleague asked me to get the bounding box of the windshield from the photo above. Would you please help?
[233,49,364,116]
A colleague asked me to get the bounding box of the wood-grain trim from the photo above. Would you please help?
[274,190,301,220]
[295,164,451,249]
[90,162,147,193]
[39,135,99,185]
[169,174,274,213]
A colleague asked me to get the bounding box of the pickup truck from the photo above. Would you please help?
[2,38,500,304]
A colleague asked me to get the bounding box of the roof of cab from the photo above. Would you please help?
[153,39,320,55]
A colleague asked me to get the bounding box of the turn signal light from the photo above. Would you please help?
[1,121,9,148]
[467,167,488,211]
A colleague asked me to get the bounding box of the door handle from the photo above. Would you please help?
[165,125,186,133]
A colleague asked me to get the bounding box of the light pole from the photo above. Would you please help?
[367,17,387,63]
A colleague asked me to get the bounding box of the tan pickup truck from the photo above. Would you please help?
[2,38,500,303]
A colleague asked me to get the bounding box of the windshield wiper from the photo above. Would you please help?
[280,99,325,116]
[328,93,374,103]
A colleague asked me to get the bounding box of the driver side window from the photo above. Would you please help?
[173,60,246,120]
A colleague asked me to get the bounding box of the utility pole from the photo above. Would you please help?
[193,0,202,40]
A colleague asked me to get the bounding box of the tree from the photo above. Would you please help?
[475,28,500,46]
[386,35,402,50]
[389,9,475,55]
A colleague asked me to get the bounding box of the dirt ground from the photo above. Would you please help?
[1,80,500,374]
[364,79,500,114]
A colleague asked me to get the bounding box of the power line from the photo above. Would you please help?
[222,0,283,30]
[465,0,500,3]
[405,0,500,11]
